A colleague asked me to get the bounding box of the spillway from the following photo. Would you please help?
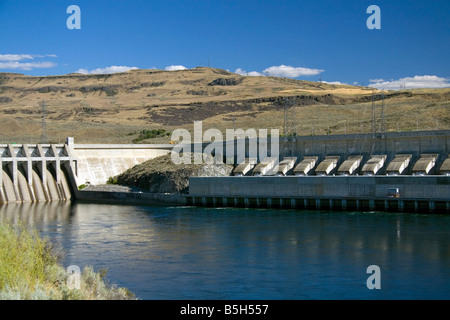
[0,143,75,204]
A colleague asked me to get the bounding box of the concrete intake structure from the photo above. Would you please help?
[233,158,257,176]
[412,154,438,175]
[337,156,363,175]
[361,155,387,175]
[294,156,318,176]
[186,130,450,213]
[315,156,340,175]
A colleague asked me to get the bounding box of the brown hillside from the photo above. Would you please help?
[0,67,449,144]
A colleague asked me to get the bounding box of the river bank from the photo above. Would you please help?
[0,222,136,300]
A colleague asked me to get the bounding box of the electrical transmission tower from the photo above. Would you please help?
[371,90,375,134]
[380,90,386,133]
[283,97,288,136]
[40,101,48,144]
[370,89,387,135]
[281,96,298,137]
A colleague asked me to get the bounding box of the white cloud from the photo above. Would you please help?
[75,65,139,74]
[0,54,34,61]
[75,68,89,74]
[0,61,57,70]
[369,75,450,90]
[165,65,187,71]
[234,68,263,76]
[263,65,324,78]
[370,78,385,83]
[322,81,344,85]
[0,53,58,70]
[235,65,324,78]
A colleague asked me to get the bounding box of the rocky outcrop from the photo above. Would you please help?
[208,77,243,86]
[115,153,233,194]
[0,96,12,103]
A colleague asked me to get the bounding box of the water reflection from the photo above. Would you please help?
[0,202,449,299]
[0,201,72,228]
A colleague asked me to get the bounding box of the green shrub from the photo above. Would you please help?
[105,89,118,96]
[132,128,171,143]
[0,223,136,300]
[0,224,54,292]
[107,177,118,185]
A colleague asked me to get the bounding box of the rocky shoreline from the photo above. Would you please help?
[81,184,146,193]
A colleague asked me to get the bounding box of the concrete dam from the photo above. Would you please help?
[1,130,450,212]
[0,138,172,204]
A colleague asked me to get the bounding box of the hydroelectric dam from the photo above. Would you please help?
[1,130,450,213]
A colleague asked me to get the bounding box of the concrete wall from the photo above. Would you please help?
[74,189,186,205]
[69,141,173,185]
[189,176,450,201]
[278,130,449,157]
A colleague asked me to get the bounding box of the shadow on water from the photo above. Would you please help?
[1,201,450,300]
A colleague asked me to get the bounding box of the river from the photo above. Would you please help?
[1,201,449,300]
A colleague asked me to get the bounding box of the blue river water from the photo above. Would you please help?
[1,201,449,300]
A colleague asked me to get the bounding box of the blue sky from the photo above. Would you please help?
[0,0,449,89]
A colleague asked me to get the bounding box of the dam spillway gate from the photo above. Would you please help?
[0,143,76,204]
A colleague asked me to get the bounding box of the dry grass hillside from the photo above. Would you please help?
[0,67,449,144]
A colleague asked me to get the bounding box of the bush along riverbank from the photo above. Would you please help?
[0,223,136,300]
